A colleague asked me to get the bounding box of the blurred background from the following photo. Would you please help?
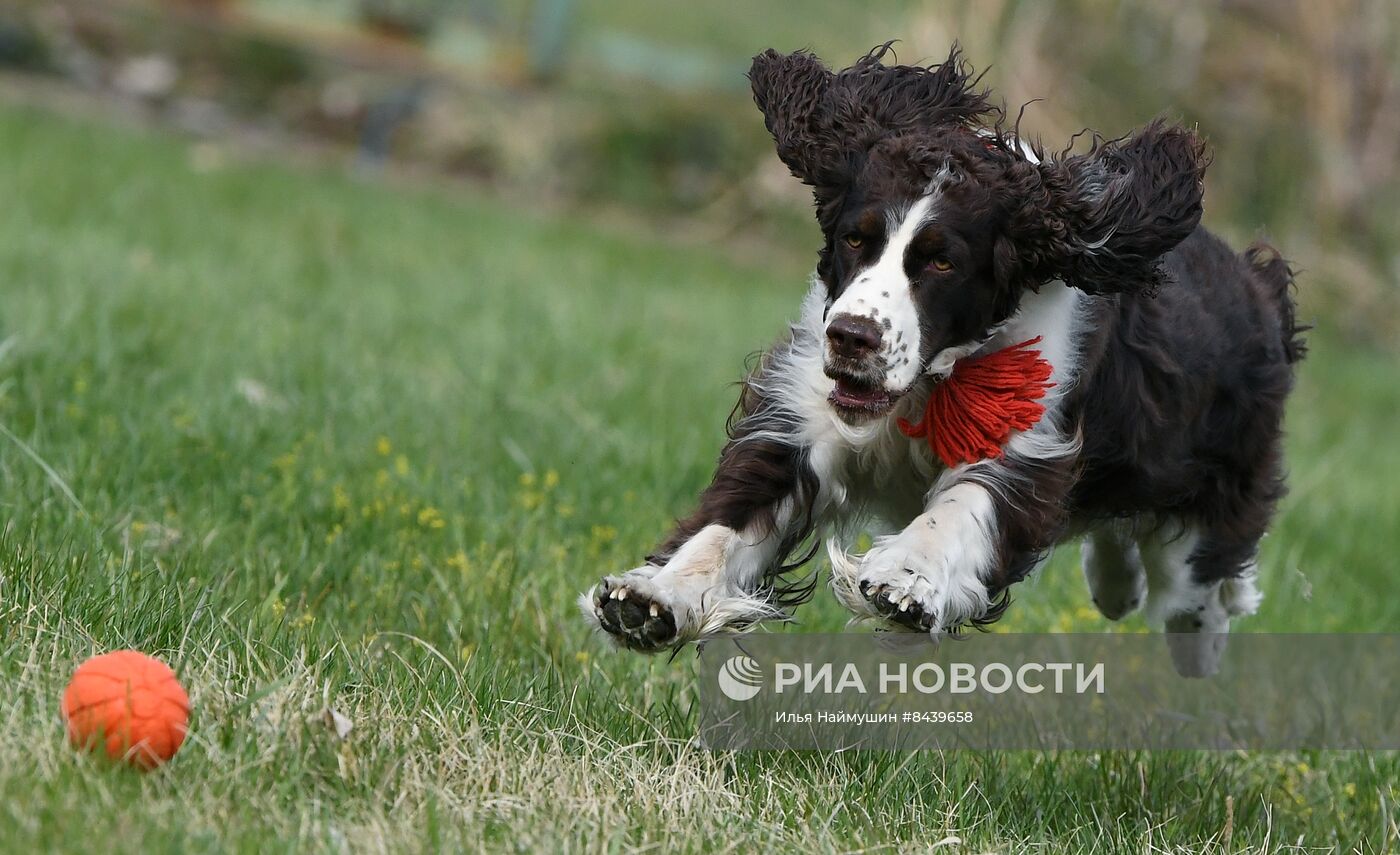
[1,0,1396,342]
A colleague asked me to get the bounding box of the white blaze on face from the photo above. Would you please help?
[825,193,937,393]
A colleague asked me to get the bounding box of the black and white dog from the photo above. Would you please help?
[581,45,1305,676]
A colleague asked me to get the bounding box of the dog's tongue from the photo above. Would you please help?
[898,337,1055,467]
[832,380,891,409]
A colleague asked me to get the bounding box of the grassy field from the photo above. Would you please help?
[0,105,1397,852]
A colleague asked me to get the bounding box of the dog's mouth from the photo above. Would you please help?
[827,373,899,417]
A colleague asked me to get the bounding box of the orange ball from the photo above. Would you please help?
[61,650,190,769]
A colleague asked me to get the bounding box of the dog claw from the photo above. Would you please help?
[860,578,936,632]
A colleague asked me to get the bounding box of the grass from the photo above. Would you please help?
[0,104,1397,853]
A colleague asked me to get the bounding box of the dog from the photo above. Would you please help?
[581,44,1305,677]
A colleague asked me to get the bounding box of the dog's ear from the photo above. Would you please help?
[1002,120,1208,296]
[748,49,841,190]
[750,43,993,200]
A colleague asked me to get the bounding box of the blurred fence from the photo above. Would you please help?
[0,0,1395,340]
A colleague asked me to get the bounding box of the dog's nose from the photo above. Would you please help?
[826,314,883,359]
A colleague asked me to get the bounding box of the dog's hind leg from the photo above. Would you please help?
[1081,521,1147,620]
[1139,523,1263,677]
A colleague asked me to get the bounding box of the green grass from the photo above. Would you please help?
[0,105,1397,853]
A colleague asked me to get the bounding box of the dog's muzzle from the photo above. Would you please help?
[824,313,900,416]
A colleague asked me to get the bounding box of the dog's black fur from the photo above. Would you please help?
[1068,232,1305,579]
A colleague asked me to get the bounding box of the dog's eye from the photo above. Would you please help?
[927,257,953,273]
[843,235,863,249]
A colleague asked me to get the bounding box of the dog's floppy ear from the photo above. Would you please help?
[748,48,841,190]
[749,43,993,201]
[1003,120,1208,296]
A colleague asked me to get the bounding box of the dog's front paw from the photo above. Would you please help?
[581,572,683,652]
[856,544,942,632]
[833,535,992,635]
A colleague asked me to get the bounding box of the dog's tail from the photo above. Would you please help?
[1244,241,1308,364]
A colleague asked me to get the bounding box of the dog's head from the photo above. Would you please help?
[750,44,1208,421]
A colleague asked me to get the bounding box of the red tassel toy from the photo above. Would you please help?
[898,337,1056,468]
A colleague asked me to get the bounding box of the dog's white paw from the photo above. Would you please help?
[1082,530,1147,621]
[1163,580,1234,678]
[1159,568,1262,677]
[580,569,686,652]
[831,529,991,635]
